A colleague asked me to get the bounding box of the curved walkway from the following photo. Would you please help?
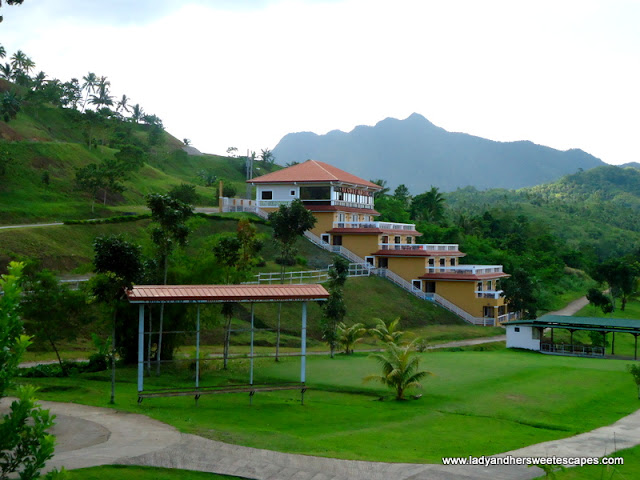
[7,397,637,480]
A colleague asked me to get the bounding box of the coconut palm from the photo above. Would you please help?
[81,72,98,112]
[130,103,144,123]
[0,63,11,80]
[369,317,405,345]
[23,56,35,76]
[364,340,432,400]
[411,186,446,223]
[0,45,6,59]
[89,83,114,109]
[32,71,46,90]
[337,322,366,355]
[10,49,26,71]
[115,94,130,114]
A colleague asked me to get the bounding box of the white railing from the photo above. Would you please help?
[303,230,373,266]
[248,263,371,285]
[374,268,429,300]
[497,312,520,324]
[475,290,504,299]
[426,265,504,275]
[333,200,374,209]
[380,243,459,252]
[333,221,416,231]
[257,200,291,208]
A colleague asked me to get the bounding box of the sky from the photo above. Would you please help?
[1,0,639,164]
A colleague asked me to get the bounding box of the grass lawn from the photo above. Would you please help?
[66,465,242,480]
[22,348,640,464]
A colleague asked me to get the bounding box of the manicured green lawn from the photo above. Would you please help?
[66,465,242,480]
[22,348,640,463]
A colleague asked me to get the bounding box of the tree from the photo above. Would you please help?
[0,63,11,80]
[370,179,389,199]
[586,288,613,314]
[115,94,130,115]
[337,322,366,355]
[627,364,640,399]
[81,72,98,112]
[269,200,317,360]
[393,184,411,207]
[321,256,349,358]
[147,194,193,374]
[20,269,86,375]
[0,261,64,480]
[183,138,191,146]
[92,235,143,404]
[168,183,198,205]
[0,45,5,59]
[212,234,242,369]
[226,146,238,157]
[236,218,262,270]
[1,91,21,122]
[260,148,275,165]
[592,258,640,311]
[364,339,432,400]
[9,49,26,72]
[74,163,106,213]
[501,268,538,319]
[130,103,144,124]
[88,82,114,109]
[114,144,146,172]
[411,186,446,223]
[369,317,405,345]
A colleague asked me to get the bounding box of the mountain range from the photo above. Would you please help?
[272,113,605,192]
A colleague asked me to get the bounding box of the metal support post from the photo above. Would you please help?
[250,303,255,386]
[196,305,200,403]
[301,301,307,385]
[137,304,145,394]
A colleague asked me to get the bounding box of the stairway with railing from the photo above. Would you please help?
[254,206,492,326]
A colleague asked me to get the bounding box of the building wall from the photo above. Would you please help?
[341,235,380,259]
[506,325,541,350]
[387,257,428,282]
[310,212,336,237]
[257,184,299,201]
[432,280,503,319]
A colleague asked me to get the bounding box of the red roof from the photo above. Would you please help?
[249,160,381,189]
[127,284,330,303]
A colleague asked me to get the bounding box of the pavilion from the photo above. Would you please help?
[126,284,330,404]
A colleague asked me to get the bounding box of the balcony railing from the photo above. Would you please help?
[333,200,374,209]
[475,290,504,299]
[379,243,459,252]
[425,265,503,275]
[333,221,416,231]
[497,312,520,324]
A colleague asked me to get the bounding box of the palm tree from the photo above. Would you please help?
[411,186,445,222]
[130,103,144,124]
[115,94,130,114]
[81,72,98,112]
[32,71,46,90]
[369,317,405,345]
[0,45,6,59]
[0,63,11,80]
[89,83,114,109]
[370,179,390,199]
[10,49,26,71]
[364,340,432,400]
[338,322,366,355]
[23,56,35,76]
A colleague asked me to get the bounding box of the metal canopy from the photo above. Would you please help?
[505,314,640,335]
[126,284,330,304]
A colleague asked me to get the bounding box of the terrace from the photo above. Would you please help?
[333,221,417,231]
[425,265,504,275]
[379,242,459,252]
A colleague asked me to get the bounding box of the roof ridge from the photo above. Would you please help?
[310,160,339,181]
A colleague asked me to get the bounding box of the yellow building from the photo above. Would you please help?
[249,160,512,325]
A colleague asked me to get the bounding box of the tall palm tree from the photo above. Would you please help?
[0,45,6,59]
[364,340,431,400]
[130,103,144,123]
[0,63,11,80]
[411,186,445,222]
[89,83,113,109]
[371,179,390,199]
[32,71,46,90]
[10,49,26,71]
[115,94,130,114]
[81,72,98,112]
[23,56,35,76]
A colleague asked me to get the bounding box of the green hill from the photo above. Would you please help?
[0,89,278,224]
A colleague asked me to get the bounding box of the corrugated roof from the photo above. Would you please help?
[127,284,330,303]
[506,315,640,331]
[249,160,382,189]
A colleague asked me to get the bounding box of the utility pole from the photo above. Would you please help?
[245,148,254,199]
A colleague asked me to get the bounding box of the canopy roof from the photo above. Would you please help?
[505,315,640,334]
[127,284,330,304]
[249,159,381,189]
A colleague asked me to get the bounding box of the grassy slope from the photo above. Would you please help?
[0,102,280,224]
[23,349,638,463]
[66,466,241,480]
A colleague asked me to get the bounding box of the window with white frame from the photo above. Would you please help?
[261,190,273,200]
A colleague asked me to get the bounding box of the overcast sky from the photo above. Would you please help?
[2,0,639,164]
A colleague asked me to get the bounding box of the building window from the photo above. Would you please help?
[450,258,455,266]
[425,281,436,293]
[487,280,493,290]
[290,190,296,196]
[439,258,445,267]
[261,191,273,200]
[407,237,413,244]
[515,327,520,332]
[477,281,483,291]
[394,236,401,244]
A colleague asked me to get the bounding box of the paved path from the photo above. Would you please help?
[17,397,640,480]
[546,295,589,316]
[0,222,64,230]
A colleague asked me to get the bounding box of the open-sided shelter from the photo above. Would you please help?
[126,284,329,404]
